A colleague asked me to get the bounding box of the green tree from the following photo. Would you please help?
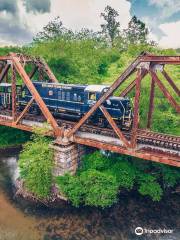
[100,5,120,47]
[124,16,149,44]
[33,16,73,42]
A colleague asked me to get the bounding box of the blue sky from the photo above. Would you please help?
[0,0,179,48]
[129,0,180,39]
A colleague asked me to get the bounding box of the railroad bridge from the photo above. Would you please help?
[0,52,179,175]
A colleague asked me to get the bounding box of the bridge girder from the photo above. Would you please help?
[0,52,179,167]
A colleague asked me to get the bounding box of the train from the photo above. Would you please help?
[0,81,133,129]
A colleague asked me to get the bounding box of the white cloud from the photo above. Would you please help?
[158,21,180,48]
[149,0,180,18]
[24,0,131,34]
[2,0,130,45]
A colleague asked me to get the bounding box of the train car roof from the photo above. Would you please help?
[33,81,87,89]
[110,96,128,101]
[0,83,12,87]
[33,81,110,92]
[85,85,109,92]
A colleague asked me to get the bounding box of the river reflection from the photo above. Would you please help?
[0,152,179,240]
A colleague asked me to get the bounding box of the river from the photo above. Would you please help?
[0,151,179,240]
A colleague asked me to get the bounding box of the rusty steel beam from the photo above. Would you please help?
[10,53,58,83]
[149,70,180,113]
[12,57,62,137]
[65,55,142,138]
[147,77,155,129]
[15,97,34,125]
[0,118,33,132]
[162,70,180,96]
[0,56,12,61]
[99,105,130,148]
[73,135,180,167]
[119,79,136,97]
[38,68,44,81]
[0,119,53,136]
[41,60,58,83]
[11,65,17,121]
[130,70,143,148]
[140,56,180,64]
[29,66,38,79]
[0,64,10,83]
[119,69,148,97]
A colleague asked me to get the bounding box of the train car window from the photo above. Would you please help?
[78,95,82,102]
[88,92,96,101]
[106,100,111,105]
[73,93,78,102]
[58,91,61,100]
[7,87,12,93]
[62,91,66,100]
[22,90,26,98]
[17,86,21,94]
[49,90,53,96]
[66,92,70,101]
[6,93,11,104]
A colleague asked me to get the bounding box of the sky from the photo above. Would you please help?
[0,0,179,48]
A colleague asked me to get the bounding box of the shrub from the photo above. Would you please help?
[57,152,178,207]
[18,134,53,198]
[57,169,119,208]
[137,174,163,201]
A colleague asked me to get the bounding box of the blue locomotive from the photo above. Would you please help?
[0,82,133,129]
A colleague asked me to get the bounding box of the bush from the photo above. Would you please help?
[57,169,119,208]
[108,161,136,190]
[57,152,179,207]
[0,126,30,147]
[137,174,163,201]
[18,134,53,198]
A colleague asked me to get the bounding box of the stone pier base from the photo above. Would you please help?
[51,143,89,176]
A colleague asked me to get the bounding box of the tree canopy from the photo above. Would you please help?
[100,5,120,47]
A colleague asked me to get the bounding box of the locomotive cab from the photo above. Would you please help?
[85,85,109,104]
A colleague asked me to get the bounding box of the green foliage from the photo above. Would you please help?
[124,16,149,45]
[100,5,120,46]
[107,161,136,190]
[152,163,180,188]
[80,151,112,172]
[80,170,118,207]
[26,39,120,84]
[57,152,179,207]
[57,174,83,207]
[33,16,71,42]
[0,126,30,147]
[57,169,119,208]
[137,174,163,201]
[18,134,53,198]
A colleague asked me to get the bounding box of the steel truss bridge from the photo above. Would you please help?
[0,52,179,167]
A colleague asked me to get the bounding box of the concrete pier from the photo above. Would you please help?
[51,142,88,176]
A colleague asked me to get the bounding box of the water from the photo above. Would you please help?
[0,151,179,240]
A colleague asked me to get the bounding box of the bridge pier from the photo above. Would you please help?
[51,142,90,176]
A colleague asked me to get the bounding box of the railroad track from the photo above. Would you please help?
[0,110,180,151]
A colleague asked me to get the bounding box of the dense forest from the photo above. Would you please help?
[0,6,179,207]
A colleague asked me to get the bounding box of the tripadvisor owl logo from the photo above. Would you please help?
[135,227,143,235]
[135,226,174,236]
